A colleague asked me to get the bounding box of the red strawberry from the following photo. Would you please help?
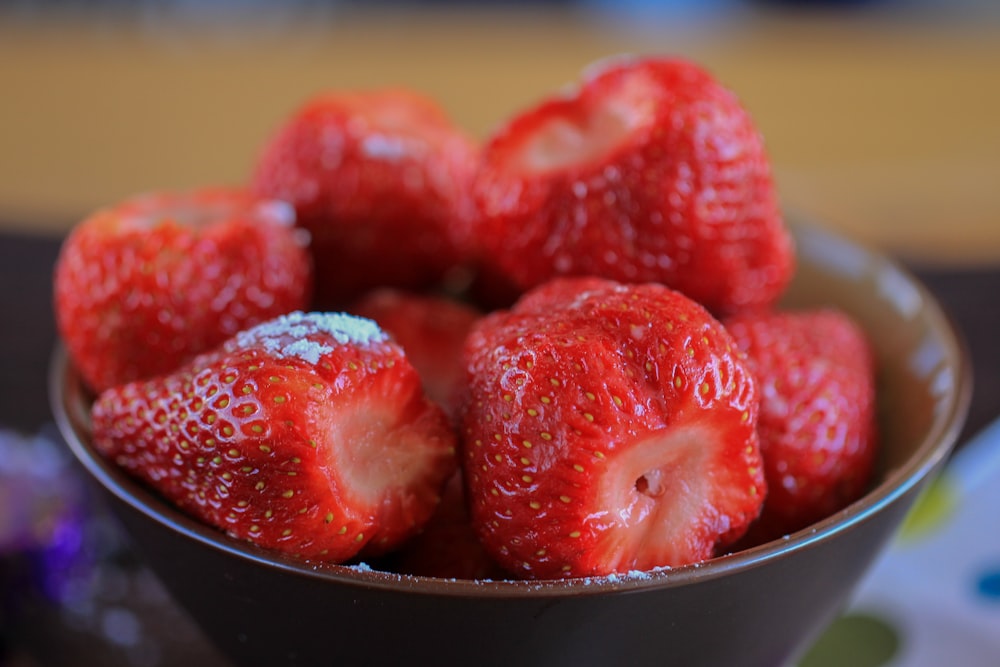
[349,289,480,421]
[250,89,479,308]
[723,309,878,543]
[472,56,794,316]
[53,187,312,393]
[509,275,618,314]
[460,277,765,579]
[394,470,507,580]
[90,311,457,562]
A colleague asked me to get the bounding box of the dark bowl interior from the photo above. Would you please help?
[51,219,971,667]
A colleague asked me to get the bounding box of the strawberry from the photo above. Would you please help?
[508,274,619,315]
[349,289,480,422]
[723,309,878,543]
[460,277,765,579]
[393,470,507,580]
[53,187,312,393]
[90,311,457,562]
[250,89,479,308]
[471,55,794,316]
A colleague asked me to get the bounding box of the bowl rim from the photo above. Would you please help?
[49,221,973,599]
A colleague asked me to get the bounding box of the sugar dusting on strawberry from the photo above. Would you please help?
[91,311,457,563]
[235,310,387,363]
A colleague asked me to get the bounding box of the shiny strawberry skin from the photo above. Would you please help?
[54,187,312,393]
[460,278,765,579]
[473,56,794,315]
[349,288,481,422]
[250,89,479,308]
[724,309,878,542]
[91,312,458,563]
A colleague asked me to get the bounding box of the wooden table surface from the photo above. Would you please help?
[1,7,998,264]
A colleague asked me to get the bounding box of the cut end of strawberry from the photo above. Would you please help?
[590,424,762,572]
[595,427,712,568]
[324,394,450,503]
[498,72,657,176]
[111,188,296,232]
[315,355,457,556]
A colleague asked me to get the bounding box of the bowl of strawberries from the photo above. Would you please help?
[50,55,970,667]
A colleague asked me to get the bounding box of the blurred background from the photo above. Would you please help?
[1,0,998,261]
[1,1,998,665]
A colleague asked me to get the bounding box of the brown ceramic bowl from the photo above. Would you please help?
[51,219,971,667]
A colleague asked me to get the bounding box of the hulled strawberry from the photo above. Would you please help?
[349,289,481,421]
[460,277,765,579]
[90,311,457,562]
[54,187,312,393]
[250,89,479,308]
[472,56,794,315]
[723,309,879,543]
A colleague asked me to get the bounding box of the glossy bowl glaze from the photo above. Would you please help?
[51,220,971,667]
